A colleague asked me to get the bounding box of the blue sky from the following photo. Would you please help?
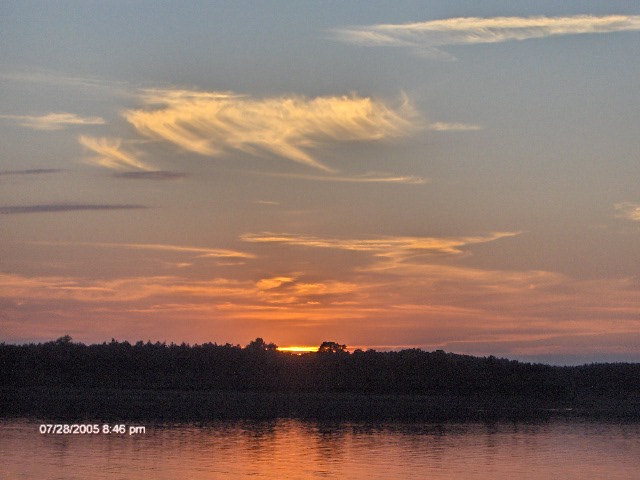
[1,1,640,364]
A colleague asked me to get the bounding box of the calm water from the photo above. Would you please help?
[2,418,640,479]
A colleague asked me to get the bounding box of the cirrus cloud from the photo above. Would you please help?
[241,231,520,260]
[0,112,105,130]
[252,171,427,184]
[331,14,640,60]
[112,171,186,180]
[79,135,153,171]
[33,240,255,259]
[124,89,420,172]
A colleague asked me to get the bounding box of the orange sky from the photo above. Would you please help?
[2,3,640,364]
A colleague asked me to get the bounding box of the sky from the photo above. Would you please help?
[1,0,640,365]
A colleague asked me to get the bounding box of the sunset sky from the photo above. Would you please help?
[1,1,640,364]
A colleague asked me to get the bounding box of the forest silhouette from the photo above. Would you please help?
[2,336,639,420]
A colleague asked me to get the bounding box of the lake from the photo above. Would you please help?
[2,418,639,479]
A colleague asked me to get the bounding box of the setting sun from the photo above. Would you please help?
[277,346,318,353]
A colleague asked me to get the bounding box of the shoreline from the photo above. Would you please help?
[3,387,638,422]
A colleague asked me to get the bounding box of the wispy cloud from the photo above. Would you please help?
[256,276,295,290]
[5,262,639,356]
[0,169,62,176]
[79,135,152,171]
[0,271,357,307]
[255,275,358,304]
[614,202,640,222]
[0,69,128,92]
[34,241,255,259]
[253,171,427,184]
[113,171,186,180]
[426,121,482,131]
[0,273,252,303]
[124,89,419,172]
[332,15,640,59]
[0,113,105,130]
[0,204,146,215]
[241,231,519,258]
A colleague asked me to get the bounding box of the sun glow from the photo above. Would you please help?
[277,346,318,353]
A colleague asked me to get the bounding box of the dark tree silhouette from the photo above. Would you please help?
[2,336,640,411]
[246,337,278,351]
[318,341,347,353]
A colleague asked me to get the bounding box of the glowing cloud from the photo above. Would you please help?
[0,273,253,303]
[256,276,295,290]
[332,15,640,59]
[615,202,640,222]
[124,89,419,171]
[253,171,427,184]
[241,231,519,259]
[0,112,105,130]
[79,135,152,171]
[255,275,358,304]
[113,171,186,180]
[34,241,255,259]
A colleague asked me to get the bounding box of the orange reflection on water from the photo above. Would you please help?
[4,419,640,479]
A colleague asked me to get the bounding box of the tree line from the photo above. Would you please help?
[1,336,639,402]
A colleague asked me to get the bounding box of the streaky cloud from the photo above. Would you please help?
[0,112,105,130]
[252,171,427,184]
[256,276,295,290]
[0,204,147,215]
[241,231,519,257]
[426,122,482,131]
[79,135,153,171]
[255,275,358,305]
[0,169,62,176]
[332,14,640,59]
[614,202,640,222]
[125,88,420,172]
[34,241,254,259]
[0,273,253,303]
[3,266,639,352]
[113,171,186,180]
[0,68,128,93]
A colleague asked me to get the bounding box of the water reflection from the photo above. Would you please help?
[2,419,640,479]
